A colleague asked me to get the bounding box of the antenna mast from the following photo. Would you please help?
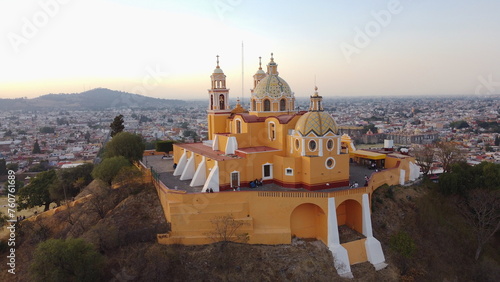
[241,41,244,107]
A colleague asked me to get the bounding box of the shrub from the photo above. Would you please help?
[30,238,104,282]
[390,231,416,258]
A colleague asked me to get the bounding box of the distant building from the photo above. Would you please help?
[386,131,438,145]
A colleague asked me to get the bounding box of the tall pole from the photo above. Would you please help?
[241,41,244,107]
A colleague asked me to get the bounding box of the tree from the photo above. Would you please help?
[434,141,465,173]
[449,120,470,129]
[412,145,435,176]
[5,163,19,171]
[87,185,112,219]
[29,238,104,282]
[49,163,94,203]
[156,140,175,153]
[183,130,198,139]
[17,170,56,211]
[105,132,145,163]
[84,131,91,142]
[456,189,500,261]
[110,114,125,137]
[362,123,377,134]
[40,127,55,134]
[205,214,249,247]
[32,140,42,154]
[91,156,130,185]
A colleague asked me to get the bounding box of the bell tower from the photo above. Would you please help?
[309,86,323,112]
[207,55,231,140]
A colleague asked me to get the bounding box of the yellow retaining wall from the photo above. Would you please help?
[136,153,416,266]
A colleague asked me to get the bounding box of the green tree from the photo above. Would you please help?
[49,163,94,203]
[40,127,55,134]
[7,163,19,171]
[32,140,42,154]
[105,132,145,162]
[439,162,474,196]
[29,238,104,282]
[110,114,125,137]
[183,130,198,139]
[18,170,56,211]
[449,120,470,129]
[156,140,175,153]
[92,156,130,185]
[362,123,377,134]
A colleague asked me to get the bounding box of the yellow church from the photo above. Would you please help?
[147,53,420,278]
[173,54,351,191]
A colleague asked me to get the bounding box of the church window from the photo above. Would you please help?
[252,99,256,111]
[269,122,276,140]
[236,120,241,133]
[325,157,335,169]
[219,94,225,109]
[264,99,271,111]
[327,139,334,151]
[280,99,286,111]
[295,139,300,150]
[309,140,317,151]
[285,168,293,176]
[262,164,273,179]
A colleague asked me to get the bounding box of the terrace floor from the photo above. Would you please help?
[142,154,377,193]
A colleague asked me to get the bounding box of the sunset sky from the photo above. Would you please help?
[1,0,499,100]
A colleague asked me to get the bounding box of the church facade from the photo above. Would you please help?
[173,54,352,191]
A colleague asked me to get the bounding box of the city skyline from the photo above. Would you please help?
[1,0,500,100]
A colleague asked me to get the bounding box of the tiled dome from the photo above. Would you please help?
[295,111,338,136]
[253,74,292,98]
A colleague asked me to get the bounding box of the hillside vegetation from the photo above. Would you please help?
[1,175,498,281]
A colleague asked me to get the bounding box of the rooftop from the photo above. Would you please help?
[143,155,376,194]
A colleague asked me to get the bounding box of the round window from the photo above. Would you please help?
[325,157,335,169]
[327,139,334,151]
[309,140,317,151]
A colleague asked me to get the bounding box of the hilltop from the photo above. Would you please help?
[0,88,186,110]
[0,179,498,281]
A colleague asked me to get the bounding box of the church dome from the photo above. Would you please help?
[255,68,266,75]
[295,111,338,136]
[213,66,224,74]
[253,74,292,98]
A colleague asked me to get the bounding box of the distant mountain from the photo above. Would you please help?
[0,88,186,110]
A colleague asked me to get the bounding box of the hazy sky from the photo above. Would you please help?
[1,0,500,100]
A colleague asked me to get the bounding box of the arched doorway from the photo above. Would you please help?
[290,203,327,243]
[336,199,363,235]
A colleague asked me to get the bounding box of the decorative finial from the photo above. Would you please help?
[270,52,274,62]
[315,86,318,91]
[258,56,262,69]
[216,55,220,68]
